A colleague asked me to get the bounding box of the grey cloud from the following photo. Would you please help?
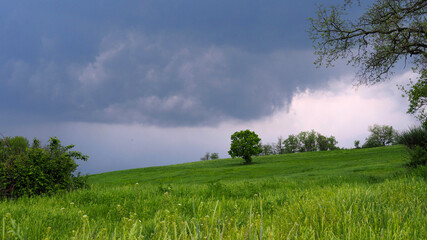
[0,0,317,64]
[1,31,350,126]
[73,32,340,126]
[0,0,352,127]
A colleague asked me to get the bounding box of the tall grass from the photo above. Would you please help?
[1,146,426,239]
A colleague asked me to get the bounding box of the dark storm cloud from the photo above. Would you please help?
[0,0,347,126]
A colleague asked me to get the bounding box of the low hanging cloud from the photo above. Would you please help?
[0,0,361,127]
[1,31,351,127]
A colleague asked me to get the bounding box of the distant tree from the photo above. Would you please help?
[362,136,383,148]
[274,136,285,154]
[228,130,262,164]
[362,124,398,148]
[298,130,317,152]
[283,134,299,153]
[354,140,361,149]
[284,131,338,153]
[297,132,307,152]
[210,152,219,160]
[200,152,210,161]
[261,143,275,156]
[327,136,339,150]
[316,133,329,151]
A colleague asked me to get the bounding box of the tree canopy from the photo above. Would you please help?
[228,130,262,164]
[310,0,426,122]
[283,130,339,153]
[362,124,398,148]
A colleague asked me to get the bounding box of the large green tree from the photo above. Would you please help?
[310,0,426,123]
[228,130,262,164]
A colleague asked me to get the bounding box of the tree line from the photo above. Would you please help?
[200,152,219,161]
[260,130,339,156]
[227,124,426,167]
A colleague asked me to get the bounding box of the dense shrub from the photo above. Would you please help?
[406,146,427,167]
[398,125,427,149]
[398,125,427,167]
[0,136,88,199]
[362,137,383,148]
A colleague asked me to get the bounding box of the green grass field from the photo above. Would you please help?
[1,145,426,239]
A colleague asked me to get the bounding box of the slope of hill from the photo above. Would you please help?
[89,145,407,185]
[1,145,426,239]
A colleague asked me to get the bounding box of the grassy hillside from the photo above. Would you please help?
[1,145,426,239]
[89,145,407,185]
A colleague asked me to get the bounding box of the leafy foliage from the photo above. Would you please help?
[327,136,339,150]
[354,140,361,149]
[210,152,219,160]
[260,137,286,156]
[298,131,317,152]
[228,130,262,164]
[260,143,275,156]
[310,0,426,122]
[283,134,300,153]
[398,125,427,167]
[200,152,219,160]
[401,68,427,123]
[283,130,338,153]
[362,124,397,148]
[407,146,427,167]
[0,136,88,199]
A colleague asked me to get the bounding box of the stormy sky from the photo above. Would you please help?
[0,1,418,174]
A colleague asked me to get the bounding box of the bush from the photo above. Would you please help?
[406,146,427,167]
[398,125,427,149]
[0,136,88,199]
[362,137,383,148]
[398,125,427,168]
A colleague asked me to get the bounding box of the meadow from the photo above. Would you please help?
[1,145,426,239]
